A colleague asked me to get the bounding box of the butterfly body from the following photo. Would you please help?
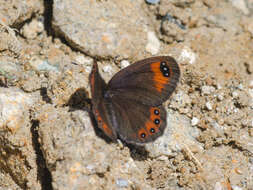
[90,56,180,145]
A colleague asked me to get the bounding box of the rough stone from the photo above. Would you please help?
[53,0,151,59]
[0,88,41,189]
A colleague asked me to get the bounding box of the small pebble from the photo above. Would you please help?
[201,85,215,95]
[120,60,130,69]
[214,182,223,190]
[217,83,222,89]
[116,178,128,188]
[86,164,95,173]
[249,80,253,88]
[217,94,224,101]
[157,155,168,161]
[191,117,199,126]
[102,65,112,74]
[21,19,44,39]
[145,31,160,55]
[179,47,196,64]
[146,0,160,4]
[232,91,239,98]
[231,185,242,190]
[237,84,244,90]
[84,66,92,73]
[206,102,212,110]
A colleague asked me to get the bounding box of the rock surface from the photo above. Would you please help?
[0,0,253,190]
[52,0,151,59]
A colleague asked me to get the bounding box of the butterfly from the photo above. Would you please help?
[89,56,180,145]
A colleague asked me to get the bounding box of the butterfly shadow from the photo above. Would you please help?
[67,88,115,144]
[67,87,90,111]
[126,143,150,161]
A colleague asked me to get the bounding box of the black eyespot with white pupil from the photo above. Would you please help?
[150,128,155,133]
[160,61,170,77]
[154,109,159,115]
[154,119,160,125]
[141,133,146,138]
[161,62,166,66]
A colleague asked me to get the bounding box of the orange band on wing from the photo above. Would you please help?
[95,109,113,137]
[150,62,170,92]
[144,120,155,132]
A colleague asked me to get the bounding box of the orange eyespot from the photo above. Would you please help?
[95,109,113,137]
[138,128,148,139]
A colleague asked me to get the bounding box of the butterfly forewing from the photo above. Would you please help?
[107,56,180,106]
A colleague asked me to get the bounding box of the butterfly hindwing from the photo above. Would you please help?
[110,96,167,144]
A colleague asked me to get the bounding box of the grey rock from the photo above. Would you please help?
[0,58,22,86]
[0,88,41,189]
[52,0,151,59]
[0,0,42,26]
[36,106,153,190]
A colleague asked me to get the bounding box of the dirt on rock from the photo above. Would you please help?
[0,0,252,190]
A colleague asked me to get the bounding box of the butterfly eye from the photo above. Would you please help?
[150,128,155,133]
[154,109,159,115]
[154,119,160,125]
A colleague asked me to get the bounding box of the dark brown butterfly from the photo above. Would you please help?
[89,56,180,145]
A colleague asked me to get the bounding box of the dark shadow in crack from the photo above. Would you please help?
[31,119,53,190]
[40,87,52,104]
[43,0,54,36]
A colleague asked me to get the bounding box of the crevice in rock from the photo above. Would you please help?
[43,0,54,36]
[11,12,36,31]
[227,140,253,157]
[43,0,88,56]
[42,0,114,61]
[31,119,53,190]
[40,87,53,104]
